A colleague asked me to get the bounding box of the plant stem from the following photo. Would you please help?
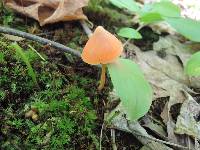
[98,64,107,90]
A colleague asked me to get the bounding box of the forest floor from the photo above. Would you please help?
[1,0,200,150]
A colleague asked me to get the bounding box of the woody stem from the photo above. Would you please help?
[98,64,107,90]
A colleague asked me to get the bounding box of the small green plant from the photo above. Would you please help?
[81,26,152,121]
[0,89,6,101]
[118,27,142,39]
[109,0,200,77]
[110,0,200,41]
[0,1,14,26]
[0,52,5,62]
[11,43,38,85]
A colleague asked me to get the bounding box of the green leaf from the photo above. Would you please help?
[118,27,142,39]
[185,51,200,76]
[165,17,200,42]
[149,1,181,17]
[11,43,37,85]
[108,59,152,121]
[140,12,163,24]
[109,0,140,13]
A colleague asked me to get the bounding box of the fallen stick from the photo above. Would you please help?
[0,26,81,57]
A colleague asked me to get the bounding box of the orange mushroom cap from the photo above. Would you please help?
[81,26,123,65]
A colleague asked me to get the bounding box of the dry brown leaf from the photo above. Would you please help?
[175,92,200,139]
[125,43,189,100]
[143,117,167,138]
[5,0,89,26]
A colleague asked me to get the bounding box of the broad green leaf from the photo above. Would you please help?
[118,27,142,39]
[150,1,181,17]
[185,51,200,76]
[108,59,152,121]
[109,0,140,13]
[140,12,163,24]
[141,3,153,13]
[166,17,200,42]
[11,43,37,85]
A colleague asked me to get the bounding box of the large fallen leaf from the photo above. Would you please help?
[126,43,189,100]
[5,0,89,26]
[153,35,200,88]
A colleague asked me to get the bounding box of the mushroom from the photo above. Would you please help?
[81,26,123,90]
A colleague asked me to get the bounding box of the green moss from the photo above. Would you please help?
[0,2,14,26]
[0,39,99,149]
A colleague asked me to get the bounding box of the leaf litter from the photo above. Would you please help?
[107,35,200,148]
[4,0,89,26]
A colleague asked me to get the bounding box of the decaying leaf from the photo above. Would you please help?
[160,101,179,143]
[121,36,200,146]
[149,22,176,35]
[3,34,24,41]
[140,142,173,150]
[143,117,167,138]
[175,92,200,139]
[125,41,189,100]
[4,0,89,26]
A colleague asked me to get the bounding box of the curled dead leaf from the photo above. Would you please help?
[175,92,200,139]
[4,0,89,26]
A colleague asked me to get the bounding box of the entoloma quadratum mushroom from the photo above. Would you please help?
[81,26,123,90]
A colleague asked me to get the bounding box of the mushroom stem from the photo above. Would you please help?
[98,64,107,91]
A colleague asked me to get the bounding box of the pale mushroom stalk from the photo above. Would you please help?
[98,64,107,90]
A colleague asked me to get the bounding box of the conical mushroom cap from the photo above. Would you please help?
[81,26,123,65]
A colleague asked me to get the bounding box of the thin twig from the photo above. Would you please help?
[80,20,93,37]
[134,132,188,149]
[111,126,189,149]
[136,24,145,32]
[123,39,131,47]
[28,44,46,61]
[0,26,81,57]
[111,129,117,150]
[99,123,104,150]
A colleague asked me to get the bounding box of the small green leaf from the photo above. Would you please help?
[150,1,181,17]
[185,51,200,76]
[109,0,140,13]
[118,27,142,39]
[108,59,152,121]
[11,43,37,85]
[140,12,163,24]
[141,3,154,13]
[166,17,200,42]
